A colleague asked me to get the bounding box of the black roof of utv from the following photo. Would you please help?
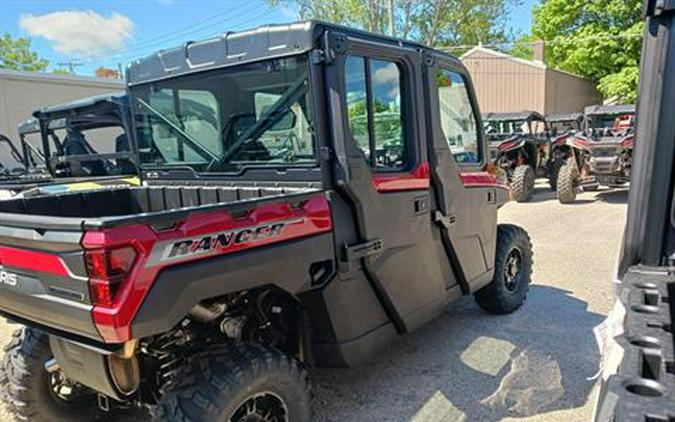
[18,92,129,135]
[546,112,584,123]
[126,20,462,86]
[584,104,636,116]
[482,111,545,122]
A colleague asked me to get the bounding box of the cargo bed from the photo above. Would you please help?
[0,184,322,230]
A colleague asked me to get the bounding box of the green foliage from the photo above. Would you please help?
[597,66,639,103]
[267,0,518,47]
[0,34,48,72]
[509,33,537,61]
[51,67,71,75]
[527,0,643,101]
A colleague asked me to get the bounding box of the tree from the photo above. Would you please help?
[267,0,517,47]
[0,34,48,72]
[525,0,643,102]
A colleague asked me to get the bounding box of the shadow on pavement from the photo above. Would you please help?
[521,185,557,203]
[312,285,605,422]
[595,188,629,204]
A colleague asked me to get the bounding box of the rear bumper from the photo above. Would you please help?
[0,287,100,341]
[594,266,675,422]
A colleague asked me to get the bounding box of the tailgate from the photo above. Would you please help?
[0,224,101,341]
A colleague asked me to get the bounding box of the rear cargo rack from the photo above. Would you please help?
[595,266,675,421]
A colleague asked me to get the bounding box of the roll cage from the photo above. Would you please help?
[482,111,548,138]
[19,93,139,178]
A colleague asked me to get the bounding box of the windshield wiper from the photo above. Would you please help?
[136,97,219,162]
[210,77,309,169]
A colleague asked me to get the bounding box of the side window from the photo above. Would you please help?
[436,68,481,165]
[345,56,406,170]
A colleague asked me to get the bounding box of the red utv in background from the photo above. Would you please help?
[546,112,584,191]
[553,104,636,204]
[484,111,551,202]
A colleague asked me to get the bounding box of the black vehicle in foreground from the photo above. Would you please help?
[483,111,551,202]
[593,1,675,420]
[0,22,531,421]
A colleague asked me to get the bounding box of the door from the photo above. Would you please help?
[324,32,458,333]
[425,54,503,292]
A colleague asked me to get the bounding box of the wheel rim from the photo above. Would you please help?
[503,247,523,293]
[230,391,289,422]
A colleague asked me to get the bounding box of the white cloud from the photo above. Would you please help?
[19,10,134,59]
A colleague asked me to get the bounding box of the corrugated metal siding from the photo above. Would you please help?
[0,70,123,142]
[462,48,602,115]
[463,50,546,114]
[545,69,603,114]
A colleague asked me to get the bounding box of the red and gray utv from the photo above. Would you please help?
[484,111,551,202]
[0,21,531,422]
[554,104,636,204]
[546,112,584,191]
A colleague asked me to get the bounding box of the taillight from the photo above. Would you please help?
[85,247,137,307]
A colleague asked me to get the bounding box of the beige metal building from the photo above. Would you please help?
[0,69,124,141]
[461,46,602,115]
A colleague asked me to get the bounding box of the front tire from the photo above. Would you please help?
[475,224,532,315]
[548,159,565,191]
[557,159,579,204]
[1,328,99,422]
[155,343,311,422]
[511,165,535,203]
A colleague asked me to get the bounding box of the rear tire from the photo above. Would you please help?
[557,159,578,204]
[511,165,535,203]
[154,343,311,422]
[548,159,565,191]
[1,328,99,422]
[475,224,532,315]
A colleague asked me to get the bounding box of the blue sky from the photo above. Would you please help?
[1,0,537,75]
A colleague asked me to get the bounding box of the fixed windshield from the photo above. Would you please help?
[586,114,635,138]
[130,56,316,173]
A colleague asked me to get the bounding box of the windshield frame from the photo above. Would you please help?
[128,53,321,178]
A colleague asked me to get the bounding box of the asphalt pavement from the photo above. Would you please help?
[0,181,629,422]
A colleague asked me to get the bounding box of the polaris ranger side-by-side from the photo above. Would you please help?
[554,104,636,204]
[0,22,532,422]
[593,2,675,420]
[0,93,141,199]
[483,111,551,202]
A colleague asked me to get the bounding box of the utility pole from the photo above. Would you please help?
[57,60,84,75]
[388,0,395,37]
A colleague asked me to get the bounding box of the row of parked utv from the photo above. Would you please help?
[485,104,636,204]
[0,93,140,200]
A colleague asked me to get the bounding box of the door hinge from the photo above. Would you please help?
[343,239,384,262]
[318,146,333,160]
[311,49,326,64]
[433,211,457,228]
